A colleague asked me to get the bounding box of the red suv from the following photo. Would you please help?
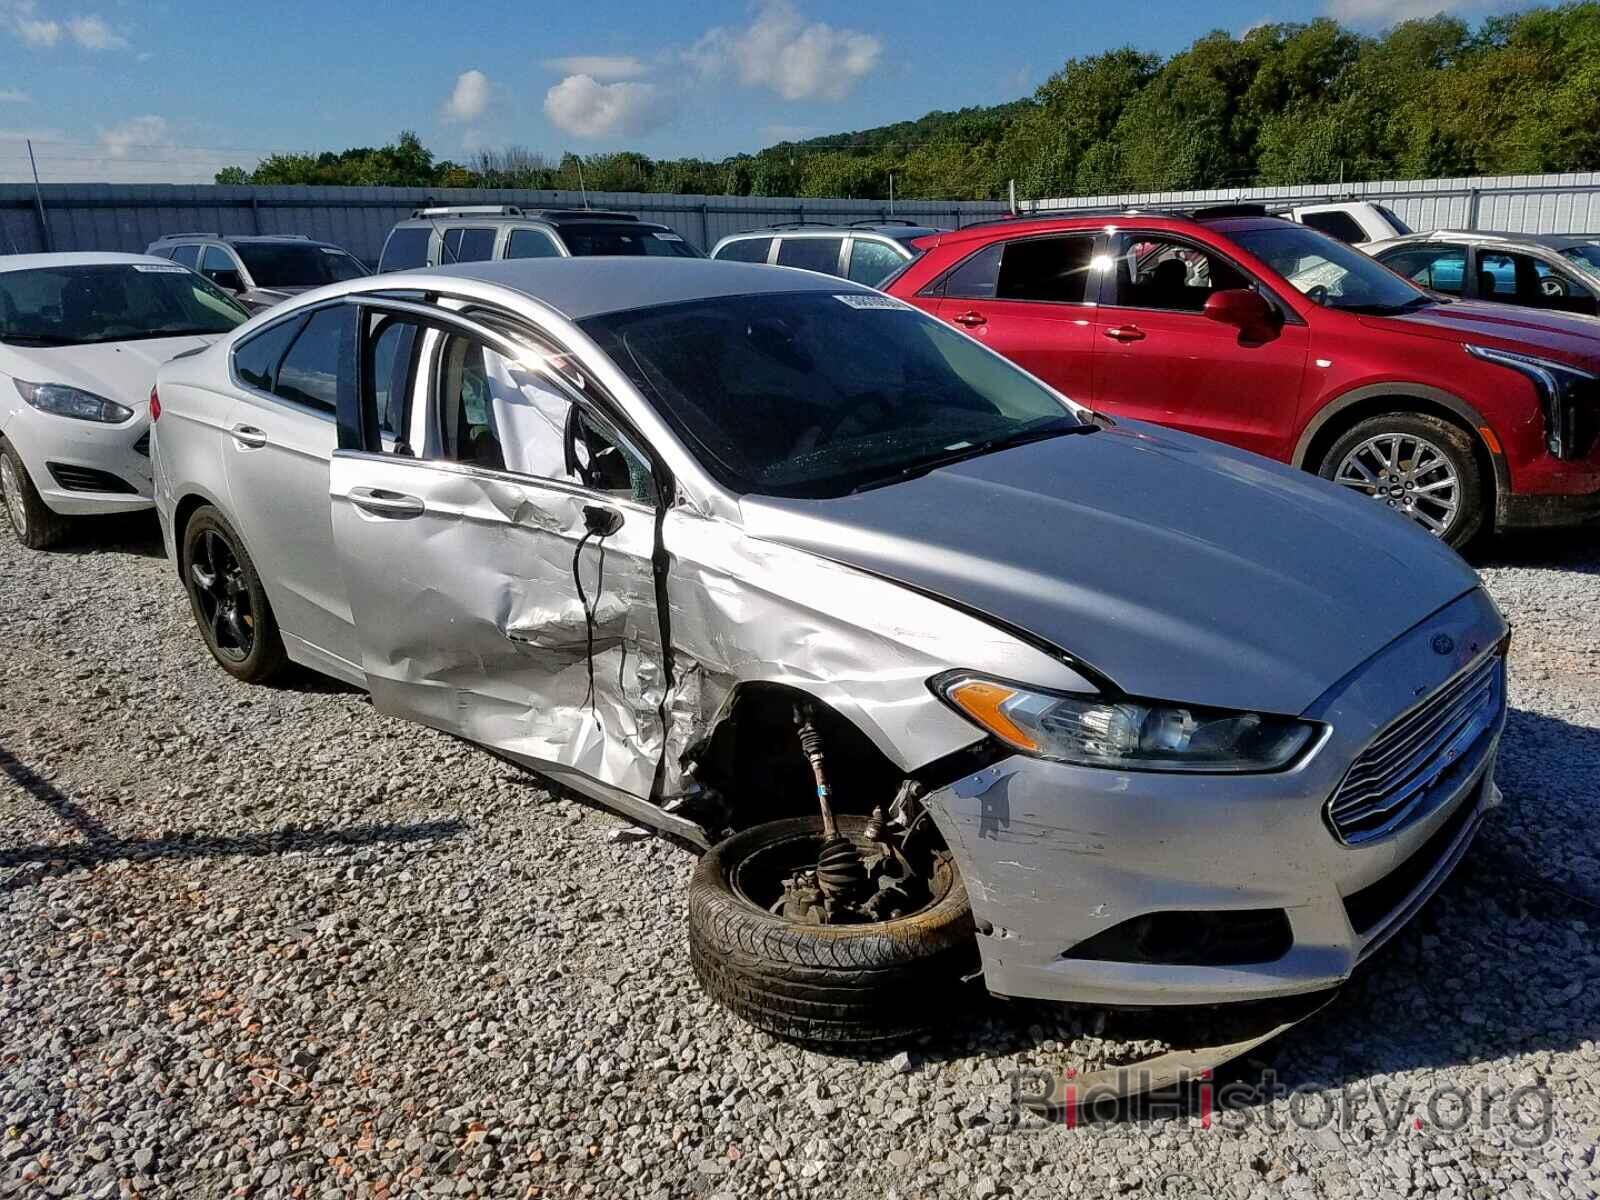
[885,209,1600,547]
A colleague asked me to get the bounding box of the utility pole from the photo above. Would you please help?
[27,138,52,253]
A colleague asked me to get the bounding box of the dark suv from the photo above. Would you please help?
[146,233,368,311]
[377,205,701,272]
[884,208,1600,546]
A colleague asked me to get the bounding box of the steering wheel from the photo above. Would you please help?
[1304,284,1331,306]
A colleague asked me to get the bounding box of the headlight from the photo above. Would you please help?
[1465,344,1598,459]
[934,672,1318,773]
[14,380,134,424]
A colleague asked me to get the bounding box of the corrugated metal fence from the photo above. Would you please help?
[0,184,1011,263]
[1029,172,1600,234]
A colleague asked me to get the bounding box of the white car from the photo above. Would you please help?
[1285,201,1413,247]
[0,252,247,548]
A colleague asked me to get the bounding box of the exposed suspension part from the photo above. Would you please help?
[795,703,869,904]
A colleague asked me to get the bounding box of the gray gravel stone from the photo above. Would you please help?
[2,519,1598,1198]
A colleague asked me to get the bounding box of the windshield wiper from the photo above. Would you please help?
[850,418,1097,493]
[0,333,77,347]
[1340,295,1435,316]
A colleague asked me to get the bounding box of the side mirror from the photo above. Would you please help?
[208,269,244,293]
[1203,288,1278,339]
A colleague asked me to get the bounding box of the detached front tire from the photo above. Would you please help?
[687,816,977,1046]
[0,439,70,550]
[1318,412,1485,549]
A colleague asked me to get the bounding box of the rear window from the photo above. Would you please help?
[1374,206,1413,236]
[775,237,844,275]
[714,237,773,264]
[379,227,431,272]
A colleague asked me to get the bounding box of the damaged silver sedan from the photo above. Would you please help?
[151,258,1508,1045]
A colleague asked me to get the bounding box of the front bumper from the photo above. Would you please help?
[923,587,1507,1008]
[0,402,153,516]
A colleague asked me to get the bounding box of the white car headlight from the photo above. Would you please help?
[15,380,134,424]
[935,672,1318,773]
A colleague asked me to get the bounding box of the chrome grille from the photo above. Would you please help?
[1328,652,1503,845]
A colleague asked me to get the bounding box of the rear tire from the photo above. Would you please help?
[0,439,70,551]
[1317,412,1485,549]
[180,505,286,683]
[687,816,977,1046]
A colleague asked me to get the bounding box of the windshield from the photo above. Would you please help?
[1375,205,1413,236]
[559,224,701,258]
[234,242,368,288]
[580,291,1084,498]
[0,264,248,347]
[1230,224,1430,313]
[1560,242,1600,279]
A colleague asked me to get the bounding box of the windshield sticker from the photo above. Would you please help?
[133,263,190,273]
[653,232,685,242]
[834,293,908,310]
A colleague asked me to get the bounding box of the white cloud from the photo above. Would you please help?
[0,88,30,102]
[543,74,668,139]
[543,54,648,81]
[99,114,166,159]
[1326,0,1489,21]
[4,5,128,49]
[442,69,491,123]
[66,13,123,49]
[688,0,881,102]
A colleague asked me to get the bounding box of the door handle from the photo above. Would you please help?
[229,423,267,449]
[1103,325,1146,343]
[952,310,987,328]
[348,487,425,519]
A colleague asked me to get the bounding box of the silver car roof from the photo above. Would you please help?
[404,257,866,321]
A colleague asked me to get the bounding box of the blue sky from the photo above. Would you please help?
[0,0,1518,183]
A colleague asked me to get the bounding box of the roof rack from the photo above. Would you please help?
[849,218,925,228]
[410,204,526,219]
[1189,203,1270,219]
[760,220,842,232]
[151,231,221,240]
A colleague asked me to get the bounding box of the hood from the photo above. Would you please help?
[739,422,1480,716]
[8,334,217,409]
[243,285,312,309]
[1359,300,1600,369]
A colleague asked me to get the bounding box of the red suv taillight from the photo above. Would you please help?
[149,384,161,422]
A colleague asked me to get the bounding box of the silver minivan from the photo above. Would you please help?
[150,257,1507,1050]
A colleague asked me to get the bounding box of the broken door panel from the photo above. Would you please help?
[329,452,666,798]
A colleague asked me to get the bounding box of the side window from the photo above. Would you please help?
[1111,236,1249,312]
[442,227,495,263]
[775,237,844,276]
[1477,252,1528,302]
[429,333,652,500]
[506,229,560,259]
[199,245,242,289]
[937,242,1003,300]
[274,307,349,413]
[1300,211,1368,244]
[169,244,200,269]
[367,315,420,441]
[845,239,908,286]
[1380,246,1466,295]
[714,237,772,264]
[233,315,306,391]
[379,227,430,272]
[995,236,1096,304]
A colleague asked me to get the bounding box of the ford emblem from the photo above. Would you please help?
[1432,633,1456,656]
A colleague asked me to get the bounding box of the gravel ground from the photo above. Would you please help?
[2,514,1598,1200]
